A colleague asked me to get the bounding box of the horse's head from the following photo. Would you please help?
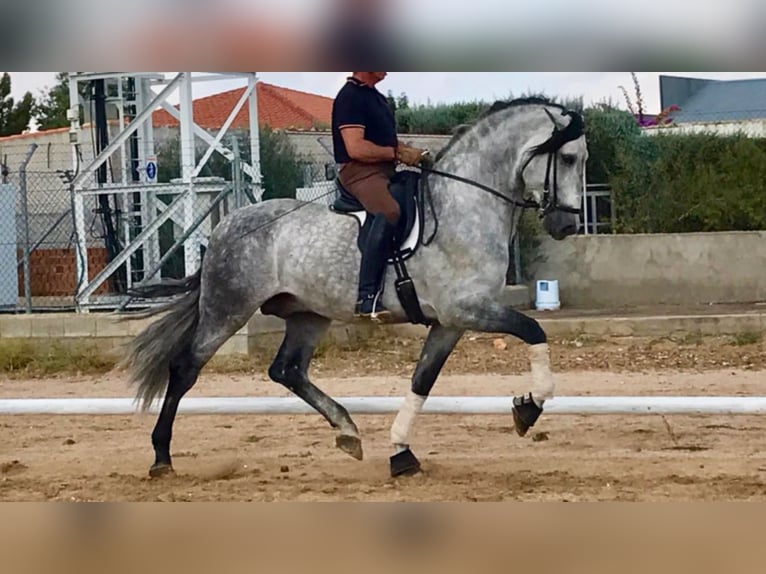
[511,103,588,240]
[430,98,588,242]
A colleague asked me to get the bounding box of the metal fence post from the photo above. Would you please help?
[231,135,243,209]
[19,143,38,314]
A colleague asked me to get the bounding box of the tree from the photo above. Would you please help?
[259,127,303,201]
[388,91,410,113]
[32,72,73,130]
[386,90,397,114]
[0,73,34,136]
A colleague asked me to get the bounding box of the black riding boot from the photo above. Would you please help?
[355,213,396,321]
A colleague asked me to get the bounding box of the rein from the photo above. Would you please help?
[418,165,539,210]
[418,107,585,220]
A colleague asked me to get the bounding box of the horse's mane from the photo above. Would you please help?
[483,96,567,117]
[434,97,569,163]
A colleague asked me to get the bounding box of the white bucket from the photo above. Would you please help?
[536,280,561,311]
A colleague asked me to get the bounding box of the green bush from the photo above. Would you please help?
[394,94,583,136]
[612,132,766,233]
[396,102,490,135]
[581,103,766,233]
[583,105,642,184]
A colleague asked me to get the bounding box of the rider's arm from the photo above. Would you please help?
[340,126,397,163]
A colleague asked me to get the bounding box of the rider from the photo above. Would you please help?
[332,72,426,321]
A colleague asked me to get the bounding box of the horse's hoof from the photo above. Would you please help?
[149,463,175,479]
[390,449,421,478]
[512,394,543,438]
[336,434,364,461]
[512,406,530,437]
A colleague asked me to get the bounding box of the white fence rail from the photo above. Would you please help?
[1,397,766,416]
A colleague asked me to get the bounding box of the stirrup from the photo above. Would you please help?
[355,293,392,322]
[371,305,394,324]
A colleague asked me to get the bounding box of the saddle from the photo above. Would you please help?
[330,171,430,326]
[330,170,422,262]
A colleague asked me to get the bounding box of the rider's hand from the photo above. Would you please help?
[397,145,427,167]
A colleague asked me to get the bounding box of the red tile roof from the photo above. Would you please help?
[152,81,333,131]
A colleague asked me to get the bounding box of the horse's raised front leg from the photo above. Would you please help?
[390,324,465,477]
[451,299,554,438]
[268,312,364,461]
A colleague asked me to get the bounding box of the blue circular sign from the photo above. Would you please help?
[146,161,157,180]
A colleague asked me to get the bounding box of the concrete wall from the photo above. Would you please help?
[0,129,82,174]
[2,310,765,358]
[643,119,766,137]
[287,130,452,163]
[529,231,766,308]
[0,312,382,356]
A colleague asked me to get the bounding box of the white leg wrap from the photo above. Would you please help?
[391,392,427,448]
[530,343,555,406]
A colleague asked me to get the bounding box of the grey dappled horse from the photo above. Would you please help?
[121,97,588,478]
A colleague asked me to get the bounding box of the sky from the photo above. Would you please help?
[6,72,766,121]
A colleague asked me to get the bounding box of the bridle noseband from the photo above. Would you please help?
[420,106,586,219]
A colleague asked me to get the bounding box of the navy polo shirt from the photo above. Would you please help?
[332,77,398,164]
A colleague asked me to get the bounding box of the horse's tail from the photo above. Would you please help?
[117,270,202,411]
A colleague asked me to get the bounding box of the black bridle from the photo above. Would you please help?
[420,107,586,219]
[537,144,582,217]
[419,164,539,210]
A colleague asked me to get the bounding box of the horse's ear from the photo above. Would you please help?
[543,107,569,130]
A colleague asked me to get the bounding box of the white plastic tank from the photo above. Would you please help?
[535,280,560,311]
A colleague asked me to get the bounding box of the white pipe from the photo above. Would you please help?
[0,397,765,416]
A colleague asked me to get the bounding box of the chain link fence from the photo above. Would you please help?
[0,138,256,312]
[1,146,88,312]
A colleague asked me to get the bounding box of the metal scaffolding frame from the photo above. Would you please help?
[67,72,262,311]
